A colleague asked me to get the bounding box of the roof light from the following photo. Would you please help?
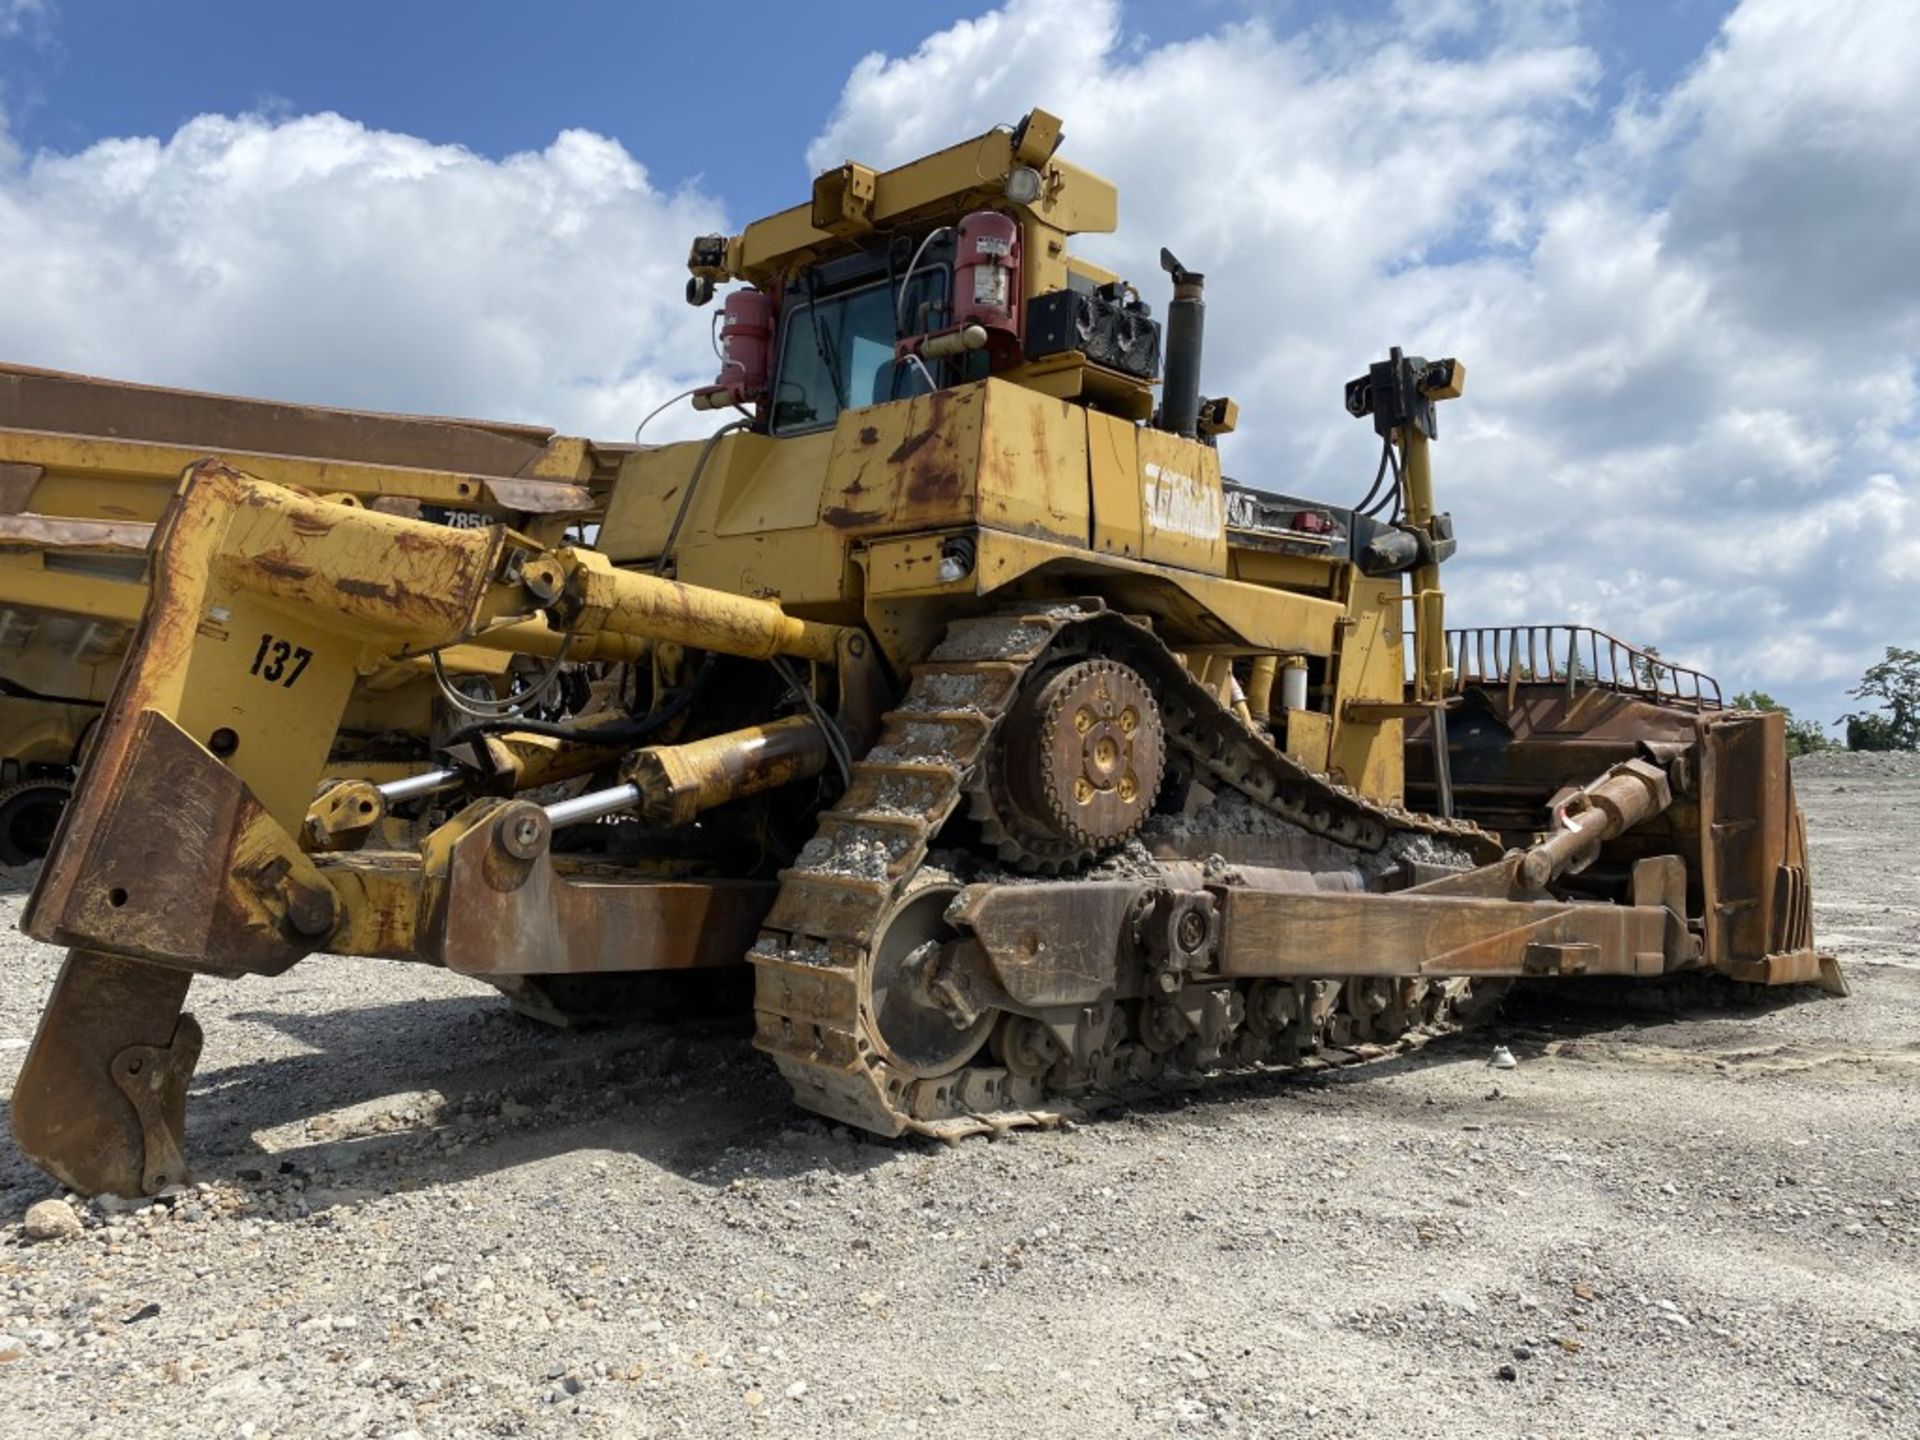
[1004,166,1043,205]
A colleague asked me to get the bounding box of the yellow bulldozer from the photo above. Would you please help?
[8,110,1835,1198]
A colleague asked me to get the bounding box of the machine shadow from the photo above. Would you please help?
[215,983,1808,1203]
[196,990,866,1189]
[0,975,1813,1215]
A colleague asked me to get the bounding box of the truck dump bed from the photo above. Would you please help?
[0,362,614,863]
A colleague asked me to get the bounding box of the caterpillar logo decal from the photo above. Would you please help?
[1143,461,1222,542]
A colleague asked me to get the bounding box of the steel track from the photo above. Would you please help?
[749,605,1503,1138]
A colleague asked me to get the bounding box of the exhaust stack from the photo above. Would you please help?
[1157,248,1205,438]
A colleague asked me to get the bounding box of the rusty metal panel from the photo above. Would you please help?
[1214,887,1669,979]
[436,811,773,975]
[1720,948,1825,986]
[24,711,328,977]
[948,880,1142,1007]
[442,871,772,975]
[823,386,979,534]
[974,380,1090,546]
[0,360,560,473]
[1406,681,1708,841]
[9,949,195,1199]
[482,476,595,515]
[1698,709,1794,969]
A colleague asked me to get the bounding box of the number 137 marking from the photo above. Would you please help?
[249,633,313,688]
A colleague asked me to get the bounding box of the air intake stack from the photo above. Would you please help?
[1157,248,1205,438]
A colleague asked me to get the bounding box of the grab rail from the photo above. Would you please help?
[1443,624,1722,709]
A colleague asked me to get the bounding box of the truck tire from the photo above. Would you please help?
[0,777,72,867]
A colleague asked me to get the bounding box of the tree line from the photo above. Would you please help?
[1733,645,1920,755]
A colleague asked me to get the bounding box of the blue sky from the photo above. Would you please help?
[0,0,1914,727]
[0,3,968,218]
[3,1,1727,220]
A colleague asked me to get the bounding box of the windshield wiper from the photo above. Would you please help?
[802,269,847,412]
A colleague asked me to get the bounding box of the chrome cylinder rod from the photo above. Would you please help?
[542,782,641,828]
[377,768,464,803]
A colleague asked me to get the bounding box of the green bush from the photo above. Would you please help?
[1730,690,1835,757]
[1841,647,1920,752]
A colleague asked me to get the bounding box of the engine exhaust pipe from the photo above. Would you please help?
[1157,248,1205,439]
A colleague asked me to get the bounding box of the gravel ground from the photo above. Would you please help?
[1,762,1916,1439]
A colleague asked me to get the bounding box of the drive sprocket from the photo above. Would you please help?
[971,656,1165,871]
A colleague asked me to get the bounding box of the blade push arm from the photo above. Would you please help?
[24,461,858,971]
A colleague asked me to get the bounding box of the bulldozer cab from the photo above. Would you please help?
[686,109,1165,435]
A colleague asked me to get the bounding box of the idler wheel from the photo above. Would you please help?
[1002,658,1165,857]
[862,885,993,1080]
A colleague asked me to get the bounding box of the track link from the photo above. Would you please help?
[750,606,1503,1139]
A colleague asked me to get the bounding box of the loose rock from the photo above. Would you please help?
[22,1199,82,1242]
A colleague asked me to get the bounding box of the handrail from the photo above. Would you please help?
[1442,624,1722,709]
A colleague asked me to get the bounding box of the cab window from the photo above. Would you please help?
[771,270,948,435]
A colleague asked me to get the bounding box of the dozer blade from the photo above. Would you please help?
[11,949,200,1198]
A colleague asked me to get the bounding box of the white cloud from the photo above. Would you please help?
[0,0,47,37]
[811,0,1920,727]
[0,112,727,439]
[0,0,1911,729]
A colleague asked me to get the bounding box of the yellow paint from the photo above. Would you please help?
[1286,709,1333,775]
[0,550,146,623]
[1327,578,1407,802]
[974,383,1089,546]
[1087,410,1145,559]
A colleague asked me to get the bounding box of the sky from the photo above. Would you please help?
[0,0,1913,732]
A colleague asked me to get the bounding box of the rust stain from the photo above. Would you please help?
[887,428,937,465]
[251,553,313,582]
[392,528,442,554]
[336,576,394,599]
[822,505,884,528]
[1028,404,1056,465]
[858,425,880,446]
[905,469,962,507]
